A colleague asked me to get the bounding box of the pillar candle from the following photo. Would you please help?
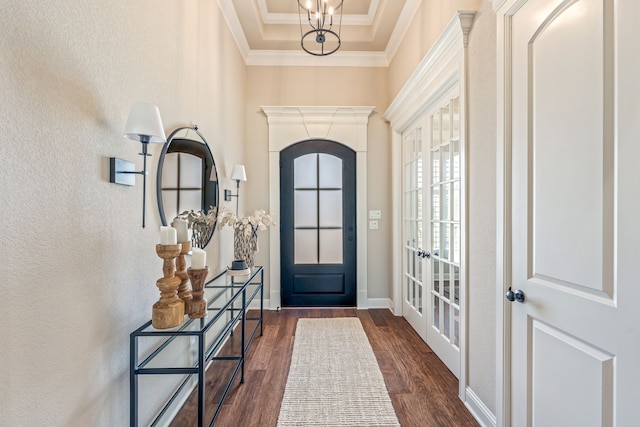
[191,248,206,269]
[173,218,190,243]
[160,226,177,245]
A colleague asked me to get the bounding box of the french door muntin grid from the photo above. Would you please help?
[403,125,423,314]
[161,152,203,219]
[293,153,344,265]
[430,97,460,348]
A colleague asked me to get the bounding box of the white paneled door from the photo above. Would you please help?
[503,0,640,424]
[402,93,462,378]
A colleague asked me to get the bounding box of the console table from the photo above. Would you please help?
[130,266,264,427]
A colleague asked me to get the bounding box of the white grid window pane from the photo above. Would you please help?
[295,229,317,264]
[179,154,202,188]
[180,190,202,214]
[294,190,317,227]
[163,153,179,187]
[319,154,342,188]
[294,154,317,188]
[319,190,342,227]
[162,190,178,220]
[319,229,343,264]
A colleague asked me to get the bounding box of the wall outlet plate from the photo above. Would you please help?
[369,220,379,230]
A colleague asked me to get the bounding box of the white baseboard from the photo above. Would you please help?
[248,299,271,310]
[464,386,496,427]
[366,298,393,309]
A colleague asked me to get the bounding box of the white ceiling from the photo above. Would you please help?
[218,0,422,67]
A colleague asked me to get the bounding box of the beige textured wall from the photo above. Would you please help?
[0,0,245,425]
[388,0,483,100]
[467,0,497,414]
[244,66,392,300]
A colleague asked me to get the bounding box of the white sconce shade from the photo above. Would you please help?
[231,164,247,182]
[123,102,167,143]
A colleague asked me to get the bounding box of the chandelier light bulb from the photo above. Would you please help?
[307,0,312,10]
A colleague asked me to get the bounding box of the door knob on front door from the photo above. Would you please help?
[505,287,525,303]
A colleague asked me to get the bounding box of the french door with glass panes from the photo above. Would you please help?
[402,121,427,338]
[402,94,463,378]
[427,95,462,378]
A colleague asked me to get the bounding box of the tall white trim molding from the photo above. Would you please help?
[261,106,374,310]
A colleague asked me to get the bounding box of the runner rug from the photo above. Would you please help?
[277,318,401,427]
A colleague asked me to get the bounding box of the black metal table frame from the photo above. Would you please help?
[130,267,264,427]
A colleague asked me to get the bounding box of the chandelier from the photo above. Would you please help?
[297,0,344,56]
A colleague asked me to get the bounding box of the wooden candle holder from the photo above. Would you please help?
[152,244,184,329]
[187,267,209,319]
[175,241,193,314]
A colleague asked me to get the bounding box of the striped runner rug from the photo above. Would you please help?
[277,318,401,427]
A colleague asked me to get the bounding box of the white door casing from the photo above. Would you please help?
[495,0,640,425]
[385,11,475,398]
[261,106,374,310]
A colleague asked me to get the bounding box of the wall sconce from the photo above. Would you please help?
[224,164,247,215]
[109,102,166,228]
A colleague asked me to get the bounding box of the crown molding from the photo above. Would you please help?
[245,49,389,67]
[257,0,379,26]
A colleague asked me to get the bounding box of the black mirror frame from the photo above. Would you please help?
[156,126,219,247]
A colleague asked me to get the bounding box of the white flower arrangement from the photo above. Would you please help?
[217,206,277,237]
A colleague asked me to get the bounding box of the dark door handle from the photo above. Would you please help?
[505,287,525,303]
[417,249,431,259]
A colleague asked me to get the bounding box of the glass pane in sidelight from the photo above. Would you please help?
[294,154,318,188]
[432,112,441,149]
[453,265,460,304]
[452,139,460,179]
[453,181,460,222]
[432,259,440,294]
[442,143,450,182]
[431,149,440,185]
[442,223,451,260]
[452,97,460,139]
[432,185,440,220]
[163,153,179,187]
[319,229,343,264]
[433,294,440,330]
[453,307,460,347]
[416,250,422,281]
[441,104,451,142]
[319,190,342,227]
[444,301,451,340]
[431,223,440,258]
[318,153,342,189]
[442,183,450,221]
[453,224,460,264]
[179,153,203,188]
[294,190,318,227]
[417,221,423,251]
[294,229,318,264]
[418,283,423,314]
[442,262,450,300]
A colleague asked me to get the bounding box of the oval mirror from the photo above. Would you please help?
[156,126,219,248]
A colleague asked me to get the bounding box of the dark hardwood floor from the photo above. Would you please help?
[170,308,479,427]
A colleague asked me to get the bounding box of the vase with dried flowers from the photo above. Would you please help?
[175,207,218,249]
[217,206,276,268]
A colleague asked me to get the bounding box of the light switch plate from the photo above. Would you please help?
[369,210,381,219]
[369,220,379,230]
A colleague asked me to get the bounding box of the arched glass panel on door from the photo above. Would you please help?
[294,153,344,264]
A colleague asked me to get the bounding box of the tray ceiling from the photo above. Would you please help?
[218,0,421,66]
